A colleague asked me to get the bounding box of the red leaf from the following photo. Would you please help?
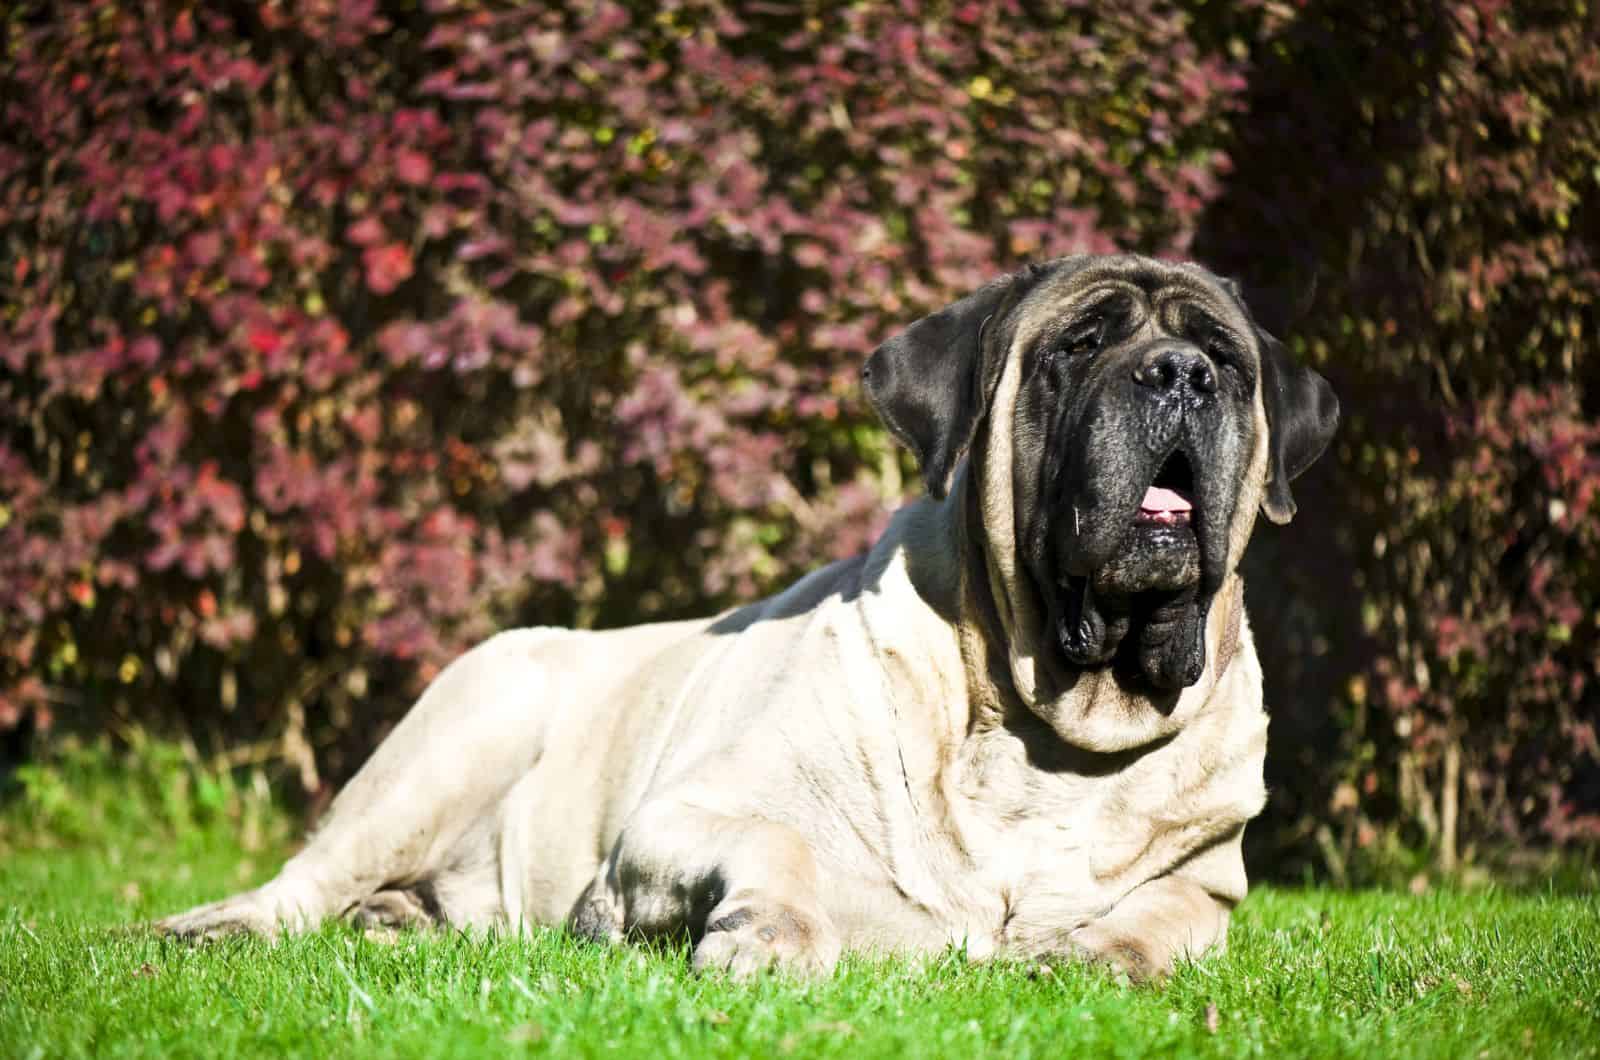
[130,335,162,366]
[187,231,223,267]
[394,149,433,186]
[248,328,282,355]
[363,243,413,295]
[346,216,386,247]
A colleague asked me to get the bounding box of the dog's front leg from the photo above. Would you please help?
[569,797,842,980]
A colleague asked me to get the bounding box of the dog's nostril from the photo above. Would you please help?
[1134,360,1175,389]
[1135,348,1214,396]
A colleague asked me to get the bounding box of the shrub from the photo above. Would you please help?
[1194,0,1600,871]
[7,0,1595,871]
[0,0,1246,786]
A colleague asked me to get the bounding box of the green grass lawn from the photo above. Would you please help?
[2,744,1597,1058]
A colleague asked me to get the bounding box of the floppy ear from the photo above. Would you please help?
[1257,330,1340,524]
[862,270,1036,498]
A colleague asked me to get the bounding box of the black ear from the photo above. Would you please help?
[862,269,1037,498]
[1257,330,1339,524]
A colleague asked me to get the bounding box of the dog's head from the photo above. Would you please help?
[864,255,1338,694]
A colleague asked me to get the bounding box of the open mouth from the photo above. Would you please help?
[1135,450,1195,527]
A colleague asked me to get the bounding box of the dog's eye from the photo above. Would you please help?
[1062,318,1107,357]
[1203,332,1238,365]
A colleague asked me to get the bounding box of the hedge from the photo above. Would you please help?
[2,0,1595,873]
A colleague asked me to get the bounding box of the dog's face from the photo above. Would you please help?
[864,255,1338,693]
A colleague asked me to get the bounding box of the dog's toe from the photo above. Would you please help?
[692,905,839,980]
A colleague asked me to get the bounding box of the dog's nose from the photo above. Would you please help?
[1132,345,1217,397]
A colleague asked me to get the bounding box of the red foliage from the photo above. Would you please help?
[0,1,1244,777]
[1368,388,1600,845]
[6,0,1593,863]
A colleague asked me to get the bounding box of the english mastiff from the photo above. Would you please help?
[160,254,1338,979]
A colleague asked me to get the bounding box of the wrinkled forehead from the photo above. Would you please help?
[1004,256,1254,353]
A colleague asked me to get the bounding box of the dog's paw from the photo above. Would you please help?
[692,904,840,980]
[349,889,434,931]
[157,875,331,941]
[1067,921,1170,982]
[157,888,291,941]
[567,879,624,945]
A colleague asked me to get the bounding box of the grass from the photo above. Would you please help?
[2,740,1597,1058]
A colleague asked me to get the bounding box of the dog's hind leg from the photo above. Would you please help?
[158,629,563,939]
[570,796,843,979]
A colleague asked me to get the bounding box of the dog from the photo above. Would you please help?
[159,254,1338,980]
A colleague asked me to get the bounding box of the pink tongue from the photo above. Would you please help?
[1141,486,1193,514]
